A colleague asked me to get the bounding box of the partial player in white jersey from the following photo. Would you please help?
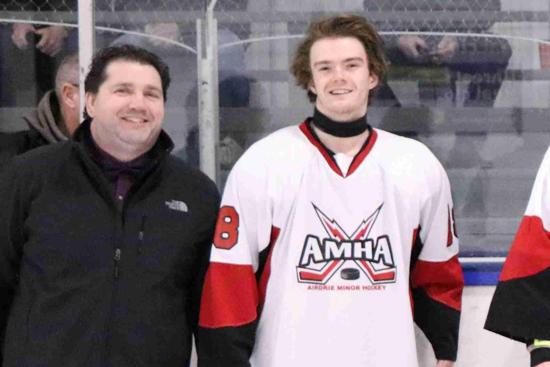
[485,146,550,367]
[198,15,463,367]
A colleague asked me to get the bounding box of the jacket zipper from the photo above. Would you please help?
[104,200,125,363]
[113,248,122,279]
[137,215,146,254]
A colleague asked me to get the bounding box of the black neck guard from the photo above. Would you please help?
[312,108,369,138]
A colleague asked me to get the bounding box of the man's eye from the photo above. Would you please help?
[115,88,129,94]
[145,92,161,99]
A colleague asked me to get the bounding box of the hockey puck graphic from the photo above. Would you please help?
[340,268,360,280]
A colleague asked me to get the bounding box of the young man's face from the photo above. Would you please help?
[86,59,165,158]
[309,36,379,122]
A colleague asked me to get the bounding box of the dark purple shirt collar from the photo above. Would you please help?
[84,131,154,200]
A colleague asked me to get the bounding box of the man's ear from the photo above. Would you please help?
[85,92,96,118]
[61,83,78,109]
[368,73,379,90]
[308,80,317,95]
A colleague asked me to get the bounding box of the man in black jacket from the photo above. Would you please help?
[0,44,219,367]
[0,53,80,169]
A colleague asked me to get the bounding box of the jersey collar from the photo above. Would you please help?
[299,118,378,178]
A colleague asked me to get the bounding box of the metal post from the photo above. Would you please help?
[197,1,219,182]
[78,0,95,121]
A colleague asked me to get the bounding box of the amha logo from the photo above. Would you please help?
[296,203,396,285]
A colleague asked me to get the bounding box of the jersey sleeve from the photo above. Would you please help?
[197,150,276,367]
[410,154,464,362]
[485,146,550,354]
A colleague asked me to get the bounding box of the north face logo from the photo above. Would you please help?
[296,203,396,285]
[165,200,188,213]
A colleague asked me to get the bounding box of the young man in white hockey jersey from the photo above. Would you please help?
[198,15,464,367]
[485,148,550,367]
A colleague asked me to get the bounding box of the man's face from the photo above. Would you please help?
[86,60,165,158]
[309,37,379,122]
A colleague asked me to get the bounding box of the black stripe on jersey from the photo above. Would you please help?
[410,228,459,361]
[413,287,460,361]
[485,267,550,343]
[197,322,257,367]
[256,244,271,284]
[256,242,271,317]
[410,226,423,273]
[198,244,273,367]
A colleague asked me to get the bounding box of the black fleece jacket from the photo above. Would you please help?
[0,120,220,367]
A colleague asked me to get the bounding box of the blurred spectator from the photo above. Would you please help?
[11,23,70,57]
[0,53,80,168]
[101,0,250,170]
[179,29,250,170]
[366,0,512,107]
[0,0,77,106]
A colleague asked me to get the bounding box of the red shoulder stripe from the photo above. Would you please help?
[199,262,258,328]
[500,215,550,281]
[411,256,464,311]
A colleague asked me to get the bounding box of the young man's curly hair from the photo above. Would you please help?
[291,14,387,102]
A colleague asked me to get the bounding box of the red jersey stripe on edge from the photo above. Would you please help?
[298,120,378,178]
[411,256,464,311]
[500,215,550,282]
[299,121,342,176]
[347,128,377,176]
[199,262,258,328]
[258,226,281,305]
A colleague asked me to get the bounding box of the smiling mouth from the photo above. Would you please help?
[329,89,352,95]
[121,116,148,124]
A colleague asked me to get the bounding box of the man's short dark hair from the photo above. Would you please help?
[84,44,171,118]
[291,14,387,103]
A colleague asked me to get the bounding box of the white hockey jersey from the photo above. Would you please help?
[199,121,463,367]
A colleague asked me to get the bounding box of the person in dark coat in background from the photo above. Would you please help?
[0,53,80,169]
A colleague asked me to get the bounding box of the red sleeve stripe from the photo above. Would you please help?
[500,215,550,282]
[258,226,281,306]
[411,256,464,311]
[447,207,453,247]
[199,262,258,328]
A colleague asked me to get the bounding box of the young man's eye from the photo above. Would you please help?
[114,88,129,94]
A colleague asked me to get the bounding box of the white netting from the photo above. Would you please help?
[213,0,549,41]
[0,0,76,24]
[93,0,208,51]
